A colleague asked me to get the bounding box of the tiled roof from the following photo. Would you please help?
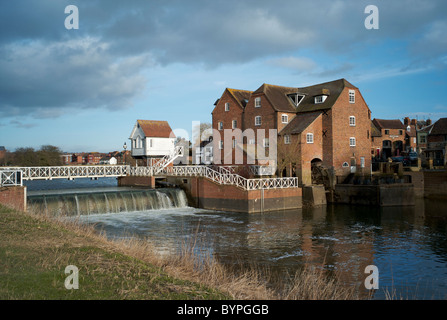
[430,118,447,135]
[227,88,252,108]
[372,119,405,130]
[280,111,322,135]
[251,78,357,113]
[137,120,175,138]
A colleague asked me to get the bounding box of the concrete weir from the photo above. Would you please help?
[168,177,302,213]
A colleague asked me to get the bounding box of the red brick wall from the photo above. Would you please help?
[299,114,324,185]
[212,89,245,164]
[189,176,302,212]
[0,186,26,212]
[330,87,371,176]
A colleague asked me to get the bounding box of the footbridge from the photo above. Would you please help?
[0,164,298,191]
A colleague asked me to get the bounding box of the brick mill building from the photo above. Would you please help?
[211,78,372,185]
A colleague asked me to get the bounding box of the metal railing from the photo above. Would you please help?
[0,170,23,186]
[0,163,298,191]
[1,165,131,181]
[158,165,298,190]
[153,146,184,174]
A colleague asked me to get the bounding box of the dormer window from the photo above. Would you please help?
[314,95,327,104]
[288,93,305,106]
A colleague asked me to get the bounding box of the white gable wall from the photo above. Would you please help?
[129,121,175,157]
[145,137,175,156]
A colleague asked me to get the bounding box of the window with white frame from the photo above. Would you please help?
[249,138,255,145]
[232,120,237,129]
[349,90,355,103]
[284,135,291,144]
[349,116,356,126]
[263,138,269,148]
[219,140,224,149]
[218,121,223,130]
[315,96,324,104]
[255,116,261,126]
[306,133,314,144]
[232,138,236,149]
[281,114,288,123]
[225,103,230,111]
[350,137,356,147]
[255,97,261,108]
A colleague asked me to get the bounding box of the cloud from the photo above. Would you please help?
[268,56,317,72]
[0,37,150,118]
[1,0,447,119]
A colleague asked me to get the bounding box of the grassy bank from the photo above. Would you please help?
[0,204,227,299]
[0,204,360,300]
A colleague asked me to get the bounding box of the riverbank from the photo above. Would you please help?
[0,204,360,300]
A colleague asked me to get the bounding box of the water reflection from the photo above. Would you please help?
[26,178,447,300]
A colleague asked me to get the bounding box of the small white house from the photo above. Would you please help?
[129,120,176,159]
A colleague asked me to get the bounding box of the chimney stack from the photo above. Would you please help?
[404,117,410,125]
[426,119,432,126]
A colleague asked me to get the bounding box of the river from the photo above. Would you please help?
[25,177,447,300]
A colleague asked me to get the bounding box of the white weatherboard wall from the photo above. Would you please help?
[145,137,175,156]
[129,122,175,157]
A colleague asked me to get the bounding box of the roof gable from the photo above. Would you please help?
[430,118,447,135]
[372,118,405,130]
[132,120,175,138]
[280,111,322,135]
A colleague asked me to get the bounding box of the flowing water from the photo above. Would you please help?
[25,178,447,300]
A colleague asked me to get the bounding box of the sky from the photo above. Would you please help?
[1,0,446,153]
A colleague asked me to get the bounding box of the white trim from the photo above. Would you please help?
[281,114,288,123]
[306,133,314,144]
[349,90,355,103]
[349,116,356,126]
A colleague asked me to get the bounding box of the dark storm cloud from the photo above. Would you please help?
[1,0,446,118]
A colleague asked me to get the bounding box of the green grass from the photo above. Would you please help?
[0,204,228,300]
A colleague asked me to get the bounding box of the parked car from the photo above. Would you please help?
[402,151,418,162]
[391,156,410,166]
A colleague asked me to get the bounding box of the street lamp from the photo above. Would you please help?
[123,142,127,165]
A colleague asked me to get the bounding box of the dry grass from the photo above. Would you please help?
[5,205,362,300]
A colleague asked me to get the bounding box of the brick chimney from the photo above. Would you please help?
[410,119,417,126]
[404,117,410,125]
[426,119,432,126]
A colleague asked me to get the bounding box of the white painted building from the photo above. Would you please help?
[129,120,176,159]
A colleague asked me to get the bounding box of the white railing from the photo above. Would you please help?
[153,146,184,174]
[0,170,23,186]
[0,163,298,191]
[158,165,298,191]
[1,165,131,181]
